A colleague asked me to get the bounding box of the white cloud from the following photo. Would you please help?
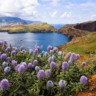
[51,11,58,17]
[0,0,39,20]
[60,12,72,18]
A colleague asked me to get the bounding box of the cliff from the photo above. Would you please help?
[58,21,96,39]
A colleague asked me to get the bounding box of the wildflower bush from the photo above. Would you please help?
[0,40,96,96]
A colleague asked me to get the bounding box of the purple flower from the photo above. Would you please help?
[44,52,49,57]
[50,50,54,54]
[5,47,11,52]
[35,66,40,72]
[0,79,9,90]
[62,62,69,70]
[58,51,63,56]
[37,70,45,80]
[29,49,33,54]
[4,67,11,73]
[11,50,16,56]
[6,57,11,62]
[28,63,34,68]
[17,64,26,73]
[34,49,38,54]
[0,41,3,46]
[36,46,41,51]
[59,80,66,88]
[2,61,8,67]
[76,54,80,60]
[47,80,53,87]
[45,69,51,77]
[51,55,56,60]
[47,45,52,51]
[12,60,17,66]
[53,47,58,51]
[66,52,71,58]
[80,76,88,85]
[70,53,77,63]
[38,55,41,58]
[82,62,86,67]
[1,53,7,60]
[48,57,52,63]
[33,60,38,65]
[50,61,57,68]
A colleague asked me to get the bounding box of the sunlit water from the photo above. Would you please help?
[0,32,69,51]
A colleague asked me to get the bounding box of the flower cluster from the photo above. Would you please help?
[0,40,91,96]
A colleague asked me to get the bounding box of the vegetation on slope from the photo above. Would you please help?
[0,23,57,33]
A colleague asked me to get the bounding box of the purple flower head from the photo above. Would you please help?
[50,61,57,68]
[76,54,80,60]
[80,76,88,85]
[51,55,56,61]
[0,41,3,46]
[33,60,38,65]
[5,47,11,52]
[28,63,34,68]
[44,52,49,57]
[59,80,66,88]
[58,51,63,56]
[82,62,86,67]
[2,61,8,67]
[1,53,7,60]
[70,53,77,63]
[12,60,17,66]
[47,80,53,87]
[53,47,58,51]
[66,52,71,58]
[11,50,16,56]
[6,57,11,62]
[35,66,40,72]
[38,55,41,58]
[36,46,41,51]
[4,67,11,73]
[37,70,45,80]
[34,49,38,54]
[62,62,69,70]
[50,50,54,54]
[17,64,26,73]
[47,45,52,51]
[0,79,9,90]
[29,49,33,54]
[48,57,52,63]
[12,47,18,52]
[45,69,51,77]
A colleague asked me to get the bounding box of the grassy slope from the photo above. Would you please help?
[0,23,56,33]
[59,32,96,54]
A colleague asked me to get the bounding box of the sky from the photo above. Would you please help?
[0,0,96,24]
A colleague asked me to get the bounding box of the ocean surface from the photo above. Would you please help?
[0,24,69,51]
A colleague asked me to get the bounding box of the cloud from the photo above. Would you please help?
[51,11,58,17]
[60,12,72,18]
[0,0,39,20]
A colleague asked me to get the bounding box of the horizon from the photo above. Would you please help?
[0,0,96,24]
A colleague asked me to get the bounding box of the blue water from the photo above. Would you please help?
[0,32,69,51]
[51,24,64,29]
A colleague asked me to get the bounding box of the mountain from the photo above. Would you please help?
[0,16,41,27]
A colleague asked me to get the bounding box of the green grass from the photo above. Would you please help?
[0,23,57,33]
[59,32,96,56]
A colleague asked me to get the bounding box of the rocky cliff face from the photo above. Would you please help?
[58,21,96,39]
[74,21,96,31]
[58,24,86,39]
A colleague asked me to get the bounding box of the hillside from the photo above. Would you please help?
[0,23,57,33]
[58,21,96,39]
[0,16,41,27]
